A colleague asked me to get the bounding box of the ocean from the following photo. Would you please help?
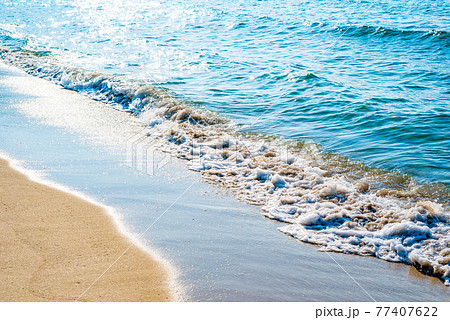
[1,0,449,289]
[1,0,449,183]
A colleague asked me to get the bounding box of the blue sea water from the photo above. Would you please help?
[0,0,449,184]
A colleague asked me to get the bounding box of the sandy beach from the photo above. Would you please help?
[0,158,172,302]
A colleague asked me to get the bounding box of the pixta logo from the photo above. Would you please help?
[125,129,172,176]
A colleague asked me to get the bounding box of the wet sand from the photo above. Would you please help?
[0,158,172,301]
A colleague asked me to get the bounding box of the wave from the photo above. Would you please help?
[0,34,28,48]
[1,46,449,285]
[288,20,450,47]
[333,24,450,45]
[0,47,222,124]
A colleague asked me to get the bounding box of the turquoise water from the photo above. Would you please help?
[0,0,449,184]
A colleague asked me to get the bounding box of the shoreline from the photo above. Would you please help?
[1,51,448,285]
[1,61,448,301]
[0,153,181,301]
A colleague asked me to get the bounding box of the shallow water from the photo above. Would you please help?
[0,0,449,184]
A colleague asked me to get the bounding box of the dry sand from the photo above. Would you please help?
[0,158,172,301]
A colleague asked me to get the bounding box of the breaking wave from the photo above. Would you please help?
[1,47,449,285]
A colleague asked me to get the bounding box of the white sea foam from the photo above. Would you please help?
[1,48,449,285]
[140,114,450,285]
